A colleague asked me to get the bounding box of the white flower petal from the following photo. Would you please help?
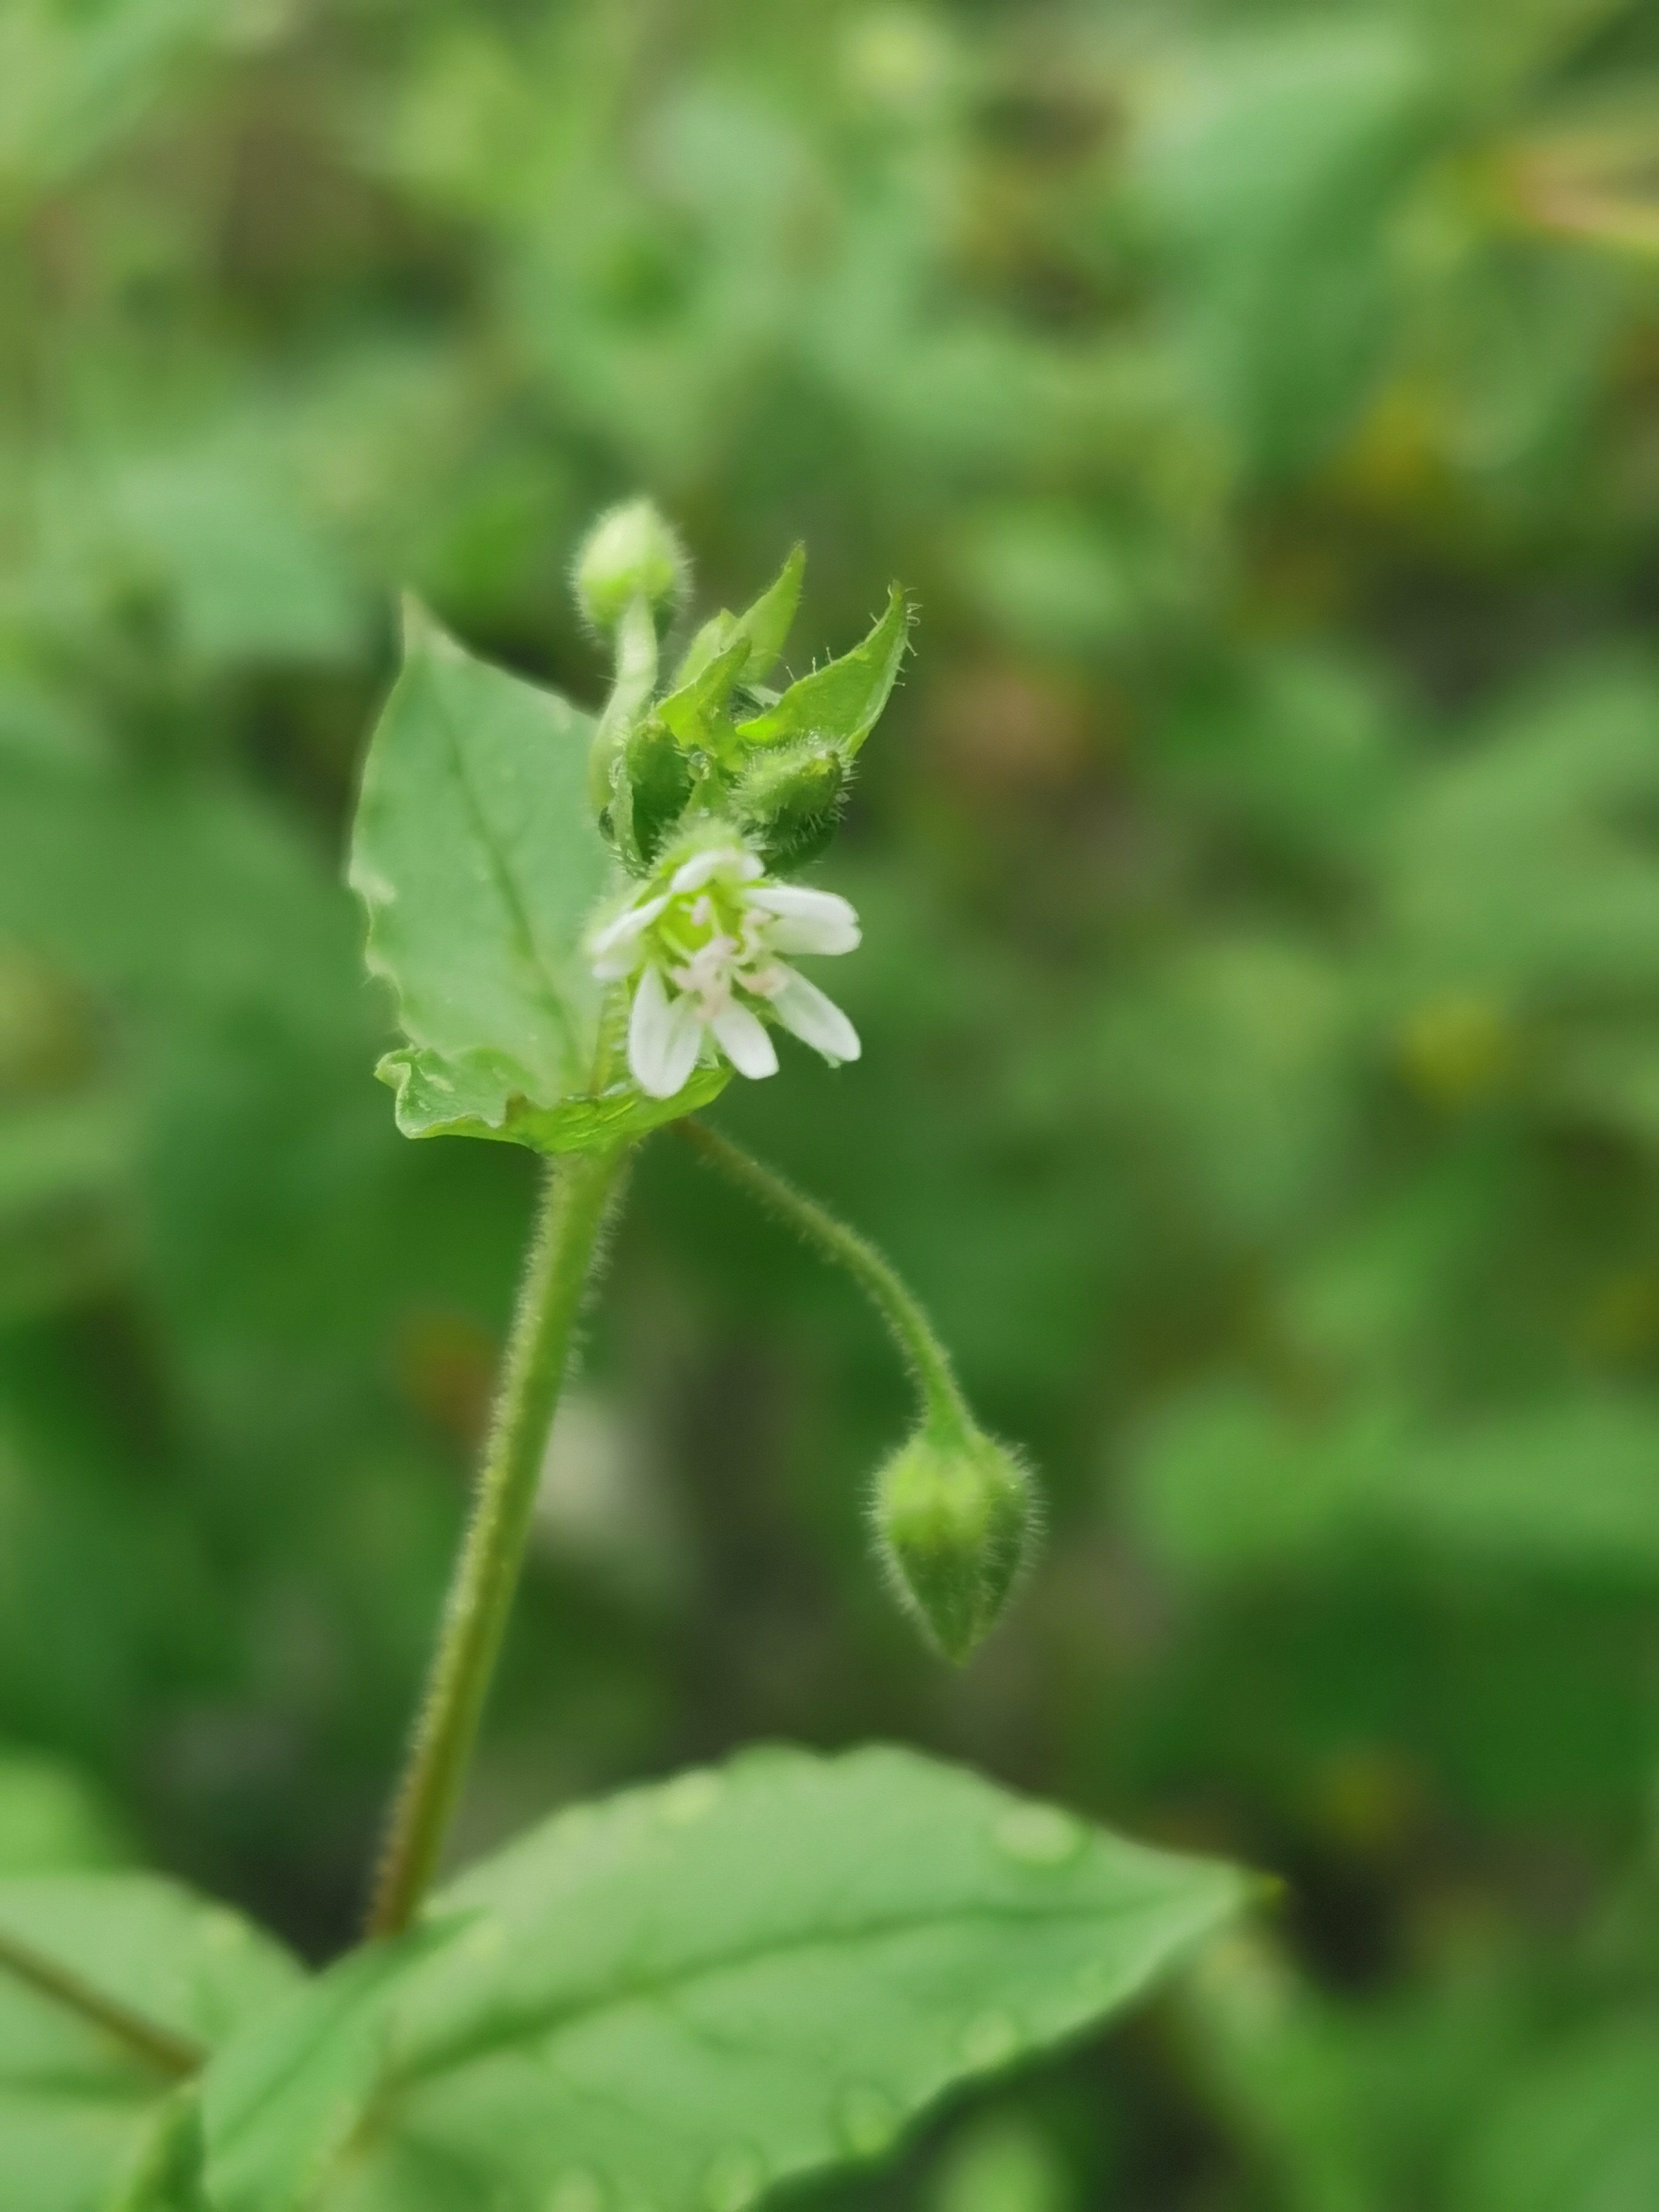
[746,883,856,923]
[588,894,668,962]
[628,967,705,1098]
[670,846,762,894]
[767,967,861,1065]
[766,913,862,957]
[710,999,779,1081]
[746,883,861,956]
[589,894,669,954]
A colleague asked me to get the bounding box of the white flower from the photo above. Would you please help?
[587,844,862,1099]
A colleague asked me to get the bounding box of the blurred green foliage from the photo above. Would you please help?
[1,0,1657,2202]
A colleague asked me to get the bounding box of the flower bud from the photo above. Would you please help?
[574,499,689,632]
[873,1419,1036,1663]
[734,737,847,872]
[615,712,695,867]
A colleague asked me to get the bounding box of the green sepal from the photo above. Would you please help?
[377,1044,729,1150]
[734,583,910,756]
[729,539,806,683]
[674,543,805,690]
[657,635,751,758]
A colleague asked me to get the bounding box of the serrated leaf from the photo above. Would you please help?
[203,1745,1246,2212]
[734,585,910,757]
[350,606,722,1147]
[0,1872,303,2212]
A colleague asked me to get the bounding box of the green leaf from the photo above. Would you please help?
[374,1044,729,1149]
[203,1746,1247,2211]
[0,1751,133,1875]
[0,1872,303,2212]
[734,585,910,756]
[113,2090,212,2212]
[1455,2016,1659,2212]
[350,605,725,1147]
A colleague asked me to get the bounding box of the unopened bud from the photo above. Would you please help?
[574,499,690,632]
[873,1419,1035,1663]
[619,714,694,866]
[735,737,847,871]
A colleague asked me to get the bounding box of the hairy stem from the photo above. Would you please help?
[367,1146,627,1938]
[588,593,660,813]
[677,1119,968,1428]
[0,1926,204,2079]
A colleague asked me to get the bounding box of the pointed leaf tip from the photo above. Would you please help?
[734,582,911,757]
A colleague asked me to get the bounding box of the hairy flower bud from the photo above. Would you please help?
[734,737,848,872]
[574,499,690,632]
[615,713,695,868]
[873,1419,1035,1663]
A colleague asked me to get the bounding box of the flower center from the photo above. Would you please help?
[653,883,777,1017]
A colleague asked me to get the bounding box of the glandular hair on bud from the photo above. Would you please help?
[872,1420,1036,1663]
[735,737,847,872]
[574,499,690,632]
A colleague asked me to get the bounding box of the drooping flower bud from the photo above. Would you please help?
[873,1418,1036,1663]
[574,499,690,633]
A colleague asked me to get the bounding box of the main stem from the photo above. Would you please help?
[678,1119,970,1430]
[367,1145,626,1939]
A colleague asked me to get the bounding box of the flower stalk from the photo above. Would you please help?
[677,1120,1035,1661]
[676,1118,966,1425]
[367,1145,627,1938]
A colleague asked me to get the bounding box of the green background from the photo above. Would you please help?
[1,0,1657,2203]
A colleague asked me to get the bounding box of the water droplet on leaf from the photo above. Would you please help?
[993,1804,1082,1866]
[462,1915,507,1962]
[660,1771,722,1826]
[960,2009,1019,2070]
[837,2083,899,2157]
[548,2170,605,2212]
